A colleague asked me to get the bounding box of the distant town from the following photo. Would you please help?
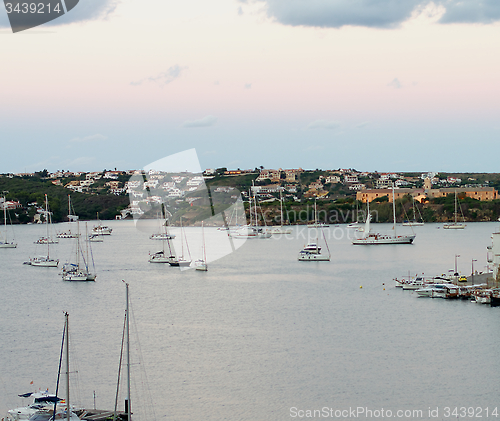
[1,167,500,224]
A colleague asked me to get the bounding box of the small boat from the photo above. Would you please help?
[0,193,17,248]
[195,222,208,271]
[92,212,112,235]
[92,224,112,235]
[56,231,79,239]
[29,195,59,267]
[150,209,176,240]
[169,217,192,267]
[150,232,176,240]
[230,191,271,239]
[415,284,459,298]
[149,250,175,263]
[298,201,331,261]
[269,191,293,234]
[61,223,96,281]
[87,234,103,242]
[443,191,466,229]
[473,288,492,304]
[57,196,79,238]
[7,313,80,421]
[402,197,424,226]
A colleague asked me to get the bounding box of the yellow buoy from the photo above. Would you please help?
[359,286,363,289]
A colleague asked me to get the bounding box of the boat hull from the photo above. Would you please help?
[0,242,17,248]
[352,235,415,245]
[298,252,330,261]
[443,224,465,229]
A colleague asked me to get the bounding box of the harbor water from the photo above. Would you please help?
[1,221,499,421]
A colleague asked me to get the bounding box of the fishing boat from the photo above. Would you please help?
[92,212,112,235]
[443,190,466,229]
[28,195,59,267]
[0,193,17,248]
[61,223,96,281]
[352,185,415,245]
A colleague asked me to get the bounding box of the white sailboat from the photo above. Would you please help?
[443,190,466,229]
[346,200,364,231]
[298,200,331,261]
[149,210,176,263]
[61,223,96,281]
[231,190,271,239]
[150,209,175,240]
[352,185,416,245]
[269,191,292,234]
[0,192,17,248]
[307,198,328,228]
[402,196,424,226]
[194,221,208,271]
[7,313,80,421]
[169,217,192,267]
[57,196,79,238]
[28,195,59,266]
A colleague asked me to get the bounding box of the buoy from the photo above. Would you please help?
[383,288,385,290]
[360,286,363,289]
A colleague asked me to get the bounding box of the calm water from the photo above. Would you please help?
[1,221,499,421]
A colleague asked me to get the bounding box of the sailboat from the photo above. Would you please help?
[231,189,271,239]
[7,313,80,421]
[113,282,133,421]
[402,197,424,226]
[269,191,292,234]
[352,184,416,245]
[34,195,59,244]
[194,221,208,271]
[57,196,79,239]
[307,198,328,228]
[298,199,331,261]
[346,201,364,230]
[61,223,96,281]
[1,193,17,248]
[149,209,176,263]
[169,217,192,267]
[150,209,175,240]
[28,195,59,266]
[443,190,466,229]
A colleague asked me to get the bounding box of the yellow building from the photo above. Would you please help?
[356,187,498,203]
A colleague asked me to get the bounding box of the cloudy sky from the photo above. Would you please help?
[1,0,500,173]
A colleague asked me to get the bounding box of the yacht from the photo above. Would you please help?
[352,185,415,245]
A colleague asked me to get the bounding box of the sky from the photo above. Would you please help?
[1,0,500,173]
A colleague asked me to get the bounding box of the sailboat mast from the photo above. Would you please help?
[280,191,284,227]
[65,312,70,421]
[45,195,51,257]
[3,192,7,243]
[125,283,131,421]
[392,184,397,237]
[455,190,458,224]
